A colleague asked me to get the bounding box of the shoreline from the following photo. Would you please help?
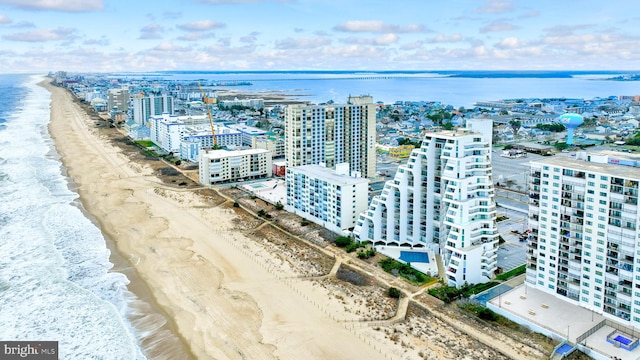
[42,79,193,359]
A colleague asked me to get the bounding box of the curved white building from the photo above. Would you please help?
[354,119,498,287]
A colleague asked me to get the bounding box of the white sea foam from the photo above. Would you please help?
[0,76,144,359]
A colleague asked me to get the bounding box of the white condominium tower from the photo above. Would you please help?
[284,96,376,178]
[354,119,498,287]
[527,152,640,325]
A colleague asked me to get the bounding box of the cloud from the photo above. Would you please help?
[495,36,523,49]
[152,41,190,52]
[480,21,518,33]
[198,0,292,3]
[10,21,36,28]
[543,24,594,37]
[518,10,539,19]
[0,14,11,24]
[83,37,109,46]
[139,23,164,40]
[0,0,103,12]
[333,20,427,34]
[177,32,212,41]
[275,36,331,49]
[429,33,463,43]
[342,33,398,46]
[2,27,75,42]
[177,20,225,31]
[475,0,514,14]
[239,35,257,43]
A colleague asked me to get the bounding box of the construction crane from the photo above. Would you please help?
[198,82,217,147]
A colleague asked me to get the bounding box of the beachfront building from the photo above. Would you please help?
[132,93,175,127]
[526,152,640,325]
[353,119,498,287]
[284,95,376,178]
[148,114,243,158]
[199,149,272,185]
[107,88,129,112]
[286,164,369,235]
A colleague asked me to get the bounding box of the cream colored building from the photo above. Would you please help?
[199,149,272,185]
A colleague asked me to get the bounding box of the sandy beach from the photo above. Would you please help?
[43,78,554,360]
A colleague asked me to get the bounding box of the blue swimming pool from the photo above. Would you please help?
[556,344,573,355]
[399,251,429,263]
[615,335,632,346]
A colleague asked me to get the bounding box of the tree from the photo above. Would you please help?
[509,120,522,135]
[554,142,569,151]
[442,122,454,130]
[388,287,401,299]
[274,201,284,210]
[335,236,353,248]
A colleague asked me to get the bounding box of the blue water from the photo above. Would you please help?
[0,75,143,359]
[399,251,429,263]
[110,70,640,107]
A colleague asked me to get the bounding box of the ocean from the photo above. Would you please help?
[0,75,144,359]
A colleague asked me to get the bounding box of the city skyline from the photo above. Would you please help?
[0,0,639,73]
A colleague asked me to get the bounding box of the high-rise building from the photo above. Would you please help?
[132,93,174,127]
[107,88,130,112]
[285,164,370,235]
[354,119,498,287]
[527,152,640,324]
[284,96,376,178]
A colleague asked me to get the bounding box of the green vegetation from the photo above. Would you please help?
[459,302,499,321]
[626,132,640,146]
[509,120,522,134]
[334,236,352,248]
[357,248,376,259]
[442,122,455,130]
[388,287,401,299]
[428,281,501,303]
[426,109,453,124]
[495,264,526,281]
[134,140,155,148]
[379,258,432,285]
[554,142,570,151]
[397,138,421,148]
[300,219,310,226]
[233,202,240,208]
[535,123,566,132]
[274,201,284,210]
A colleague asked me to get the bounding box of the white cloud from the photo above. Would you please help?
[480,21,518,33]
[177,20,225,31]
[495,36,522,49]
[2,27,75,42]
[139,24,164,40]
[430,33,463,43]
[0,14,11,24]
[333,20,426,34]
[177,32,212,41]
[275,36,331,49]
[475,0,514,14]
[0,0,103,12]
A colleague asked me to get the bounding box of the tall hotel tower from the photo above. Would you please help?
[284,96,376,178]
[354,119,498,287]
[527,152,640,324]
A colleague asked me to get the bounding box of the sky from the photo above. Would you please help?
[0,0,639,73]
